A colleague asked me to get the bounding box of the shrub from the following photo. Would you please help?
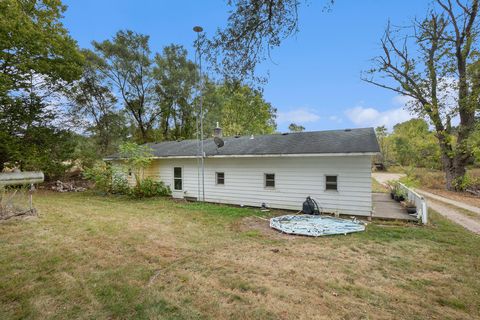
[129,178,171,199]
[452,174,480,191]
[83,162,129,195]
[111,172,130,194]
[83,162,113,194]
[84,161,171,198]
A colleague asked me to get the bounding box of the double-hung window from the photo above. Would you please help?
[216,172,225,185]
[174,167,182,190]
[325,175,338,191]
[264,173,275,188]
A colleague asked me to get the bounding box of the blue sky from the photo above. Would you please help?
[62,0,431,132]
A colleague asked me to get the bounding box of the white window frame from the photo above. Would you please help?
[264,173,275,189]
[216,172,225,185]
[173,167,183,191]
[325,174,338,191]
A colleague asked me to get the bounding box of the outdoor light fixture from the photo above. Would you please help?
[193,26,205,202]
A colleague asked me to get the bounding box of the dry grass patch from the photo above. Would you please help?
[0,192,479,319]
[372,178,389,193]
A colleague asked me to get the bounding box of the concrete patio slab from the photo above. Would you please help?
[372,193,417,221]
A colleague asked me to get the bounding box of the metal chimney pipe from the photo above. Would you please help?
[214,122,222,138]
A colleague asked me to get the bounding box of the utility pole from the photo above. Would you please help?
[193,26,205,202]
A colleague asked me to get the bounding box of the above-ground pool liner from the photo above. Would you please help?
[270,215,365,237]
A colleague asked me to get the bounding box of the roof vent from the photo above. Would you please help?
[250,134,254,140]
[213,122,223,138]
[344,128,352,132]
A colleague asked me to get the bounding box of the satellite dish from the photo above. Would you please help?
[214,136,224,148]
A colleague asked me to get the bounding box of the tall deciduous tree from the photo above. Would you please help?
[203,83,277,136]
[153,45,198,140]
[0,0,83,174]
[364,0,480,190]
[204,0,334,82]
[390,119,441,169]
[92,30,158,143]
[0,0,83,98]
[0,92,76,177]
[67,50,128,156]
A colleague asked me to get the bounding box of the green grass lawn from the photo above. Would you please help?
[0,192,479,319]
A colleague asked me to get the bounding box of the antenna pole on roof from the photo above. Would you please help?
[194,26,205,202]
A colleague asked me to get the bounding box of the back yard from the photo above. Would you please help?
[1,192,479,320]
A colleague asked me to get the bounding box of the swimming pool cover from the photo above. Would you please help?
[270,215,365,237]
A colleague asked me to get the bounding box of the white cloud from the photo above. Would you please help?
[277,108,321,124]
[345,106,412,129]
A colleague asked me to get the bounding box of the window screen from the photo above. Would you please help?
[325,175,337,190]
[174,167,182,190]
[216,172,225,185]
[265,173,275,188]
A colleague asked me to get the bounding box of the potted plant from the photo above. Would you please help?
[389,181,398,199]
[403,200,417,214]
[394,188,406,202]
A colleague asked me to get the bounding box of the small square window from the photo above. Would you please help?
[265,173,275,188]
[216,172,225,185]
[325,175,337,191]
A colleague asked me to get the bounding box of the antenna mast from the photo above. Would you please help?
[194,26,205,202]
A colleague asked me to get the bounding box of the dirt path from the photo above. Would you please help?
[417,189,480,215]
[371,172,405,185]
[427,199,480,234]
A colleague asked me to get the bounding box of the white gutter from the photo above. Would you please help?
[104,152,378,161]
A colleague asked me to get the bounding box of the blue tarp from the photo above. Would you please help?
[270,215,365,237]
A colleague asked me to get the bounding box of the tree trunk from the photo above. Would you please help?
[442,154,467,191]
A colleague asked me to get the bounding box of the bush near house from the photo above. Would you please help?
[83,162,128,195]
[84,161,171,198]
[129,177,171,198]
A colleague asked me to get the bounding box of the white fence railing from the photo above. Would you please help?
[398,182,428,224]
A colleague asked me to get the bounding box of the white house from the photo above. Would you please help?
[107,128,380,217]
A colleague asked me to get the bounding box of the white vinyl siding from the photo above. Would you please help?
[140,155,373,216]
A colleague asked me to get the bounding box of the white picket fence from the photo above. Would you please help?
[398,182,428,224]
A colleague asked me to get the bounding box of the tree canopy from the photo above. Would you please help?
[0,0,84,175]
[0,0,83,97]
[364,0,480,190]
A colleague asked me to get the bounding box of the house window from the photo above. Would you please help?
[174,167,182,190]
[325,175,338,191]
[216,172,225,185]
[265,173,275,188]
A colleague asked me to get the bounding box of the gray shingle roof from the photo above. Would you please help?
[106,128,379,159]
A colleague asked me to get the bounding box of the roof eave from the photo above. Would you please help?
[104,152,378,161]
